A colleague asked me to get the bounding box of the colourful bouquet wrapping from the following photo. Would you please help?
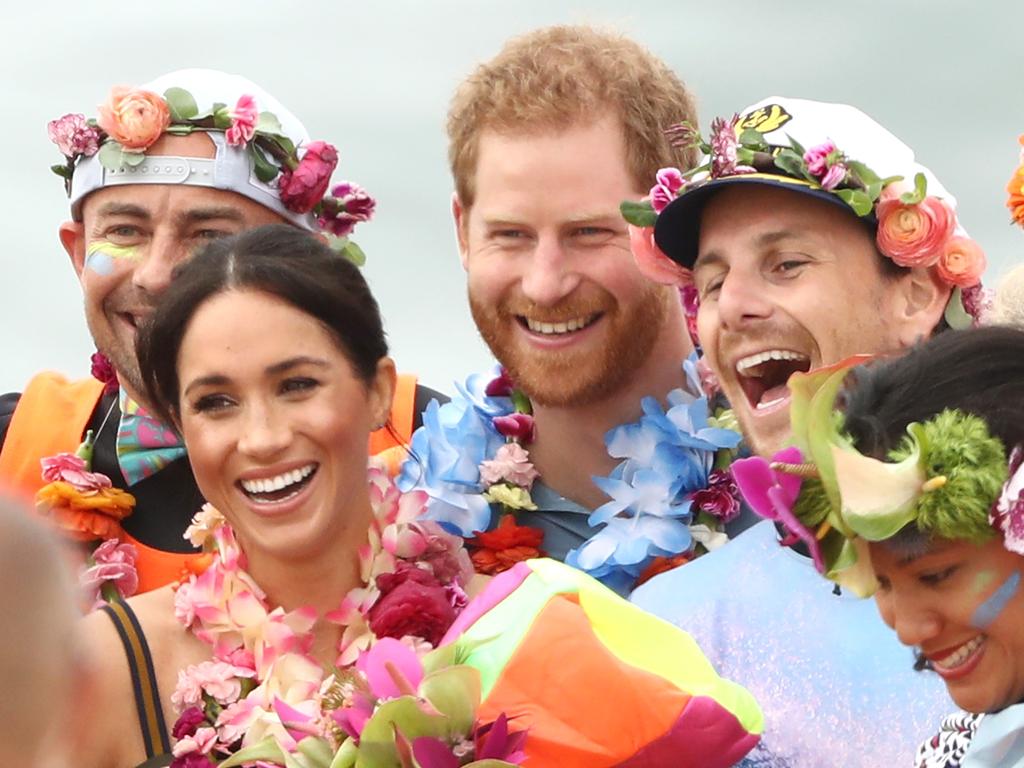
[441,558,763,767]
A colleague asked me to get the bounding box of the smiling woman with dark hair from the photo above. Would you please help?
[733,325,1024,766]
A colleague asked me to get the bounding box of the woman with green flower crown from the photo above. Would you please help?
[76,224,762,768]
[731,325,1024,767]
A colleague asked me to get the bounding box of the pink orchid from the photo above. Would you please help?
[493,413,536,443]
[731,446,825,572]
[41,452,112,491]
[48,113,101,158]
[225,94,258,147]
[479,442,540,488]
[80,538,138,607]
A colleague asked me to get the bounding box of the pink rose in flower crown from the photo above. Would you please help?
[480,442,540,488]
[629,225,693,286]
[48,113,101,158]
[96,86,171,151]
[278,141,338,214]
[225,94,258,147]
[875,187,956,268]
[367,562,456,646]
[936,235,986,288]
[80,538,139,607]
[41,452,112,491]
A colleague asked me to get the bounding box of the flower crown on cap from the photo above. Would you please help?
[48,85,375,264]
[622,111,988,327]
[729,357,1024,597]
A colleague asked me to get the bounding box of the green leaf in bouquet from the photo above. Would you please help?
[329,738,359,768]
[419,665,481,735]
[356,697,449,768]
[835,188,873,217]
[218,735,287,767]
[463,761,522,767]
[296,736,337,768]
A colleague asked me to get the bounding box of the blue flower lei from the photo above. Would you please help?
[396,356,742,590]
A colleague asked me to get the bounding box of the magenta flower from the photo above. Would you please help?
[649,167,687,213]
[90,351,119,394]
[169,754,216,768]
[993,447,1024,555]
[80,538,139,607]
[474,713,528,763]
[649,183,675,214]
[48,113,101,158]
[691,469,740,523]
[731,446,825,572]
[479,442,540,488]
[225,94,258,146]
[171,707,208,740]
[961,283,991,324]
[278,140,338,214]
[493,413,536,443]
[803,141,837,177]
[317,181,377,236]
[485,367,515,398]
[709,115,755,178]
[820,162,848,191]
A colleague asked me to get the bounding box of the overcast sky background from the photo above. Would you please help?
[3,0,1023,395]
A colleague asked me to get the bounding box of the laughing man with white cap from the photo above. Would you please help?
[629,97,988,766]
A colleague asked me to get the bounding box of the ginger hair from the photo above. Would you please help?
[447,24,699,208]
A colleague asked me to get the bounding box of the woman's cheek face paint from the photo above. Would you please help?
[85,240,140,276]
[971,570,1021,629]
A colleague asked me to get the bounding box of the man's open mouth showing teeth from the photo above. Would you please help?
[735,349,811,410]
[238,463,318,504]
[521,313,601,335]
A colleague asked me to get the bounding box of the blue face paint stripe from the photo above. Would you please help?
[84,250,116,276]
[971,571,1021,629]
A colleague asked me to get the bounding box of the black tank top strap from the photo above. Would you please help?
[99,601,172,761]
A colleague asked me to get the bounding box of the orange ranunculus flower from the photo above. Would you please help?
[875,193,956,268]
[468,514,545,575]
[36,481,135,542]
[1007,162,1024,227]
[96,86,171,150]
[937,236,987,288]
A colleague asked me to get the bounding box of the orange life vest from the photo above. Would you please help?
[0,371,418,593]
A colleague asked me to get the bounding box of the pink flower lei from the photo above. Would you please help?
[169,464,475,766]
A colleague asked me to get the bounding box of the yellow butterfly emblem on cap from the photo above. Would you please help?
[738,104,793,134]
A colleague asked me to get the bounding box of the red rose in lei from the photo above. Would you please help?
[367,562,456,646]
[278,141,338,214]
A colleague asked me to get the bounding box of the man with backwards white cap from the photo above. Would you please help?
[628,97,987,766]
[0,69,438,595]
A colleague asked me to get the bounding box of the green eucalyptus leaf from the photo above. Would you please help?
[619,199,658,227]
[340,240,367,267]
[772,149,807,180]
[213,107,233,130]
[738,128,766,149]
[251,144,281,183]
[122,151,146,167]
[165,124,195,136]
[864,182,883,202]
[164,87,198,121]
[785,133,807,157]
[899,172,928,205]
[847,160,881,186]
[835,188,874,217]
[191,108,215,120]
[257,110,284,135]
[218,735,287,768]
[51,164,71,178]
[97,141,124,171]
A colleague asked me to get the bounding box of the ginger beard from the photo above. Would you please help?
[470,282,670,408]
